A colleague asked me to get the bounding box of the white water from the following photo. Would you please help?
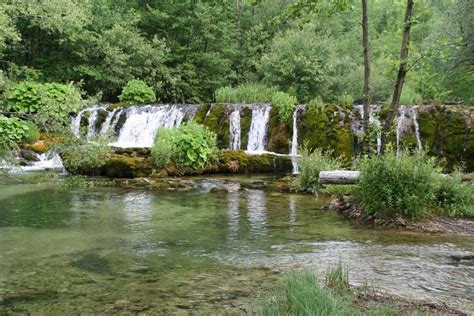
[413,106,423,151]
[396,106,407,154]
[354,104,382,155]
[246,105,271,153]
[111,105,188,148]
[1,152,64,174]
[396,105,423,153]
[290,106,303,174]
[229,109,241,150]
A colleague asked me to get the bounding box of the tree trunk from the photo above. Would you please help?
[380,0,414,155]
[361,0,371,154]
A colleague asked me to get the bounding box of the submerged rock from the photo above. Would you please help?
[71,254,111,274]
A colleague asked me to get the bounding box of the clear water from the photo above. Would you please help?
[0,179,473,314]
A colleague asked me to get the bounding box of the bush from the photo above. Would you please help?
[0,115,30,150]
[308,96,325,112]
[22,121,40,143]
[152,122,217,169]
[434,171,474,217]
[355,150,439,220]
[5,81,83,131]
[61,135,113,175]
[118,80,156,104]
[297,146,343,193]
[271,91,297,121]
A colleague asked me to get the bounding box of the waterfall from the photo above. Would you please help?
[100,108,118,134]
[290,106,302,174]
[246,105,271,153]
[413,106,423,151]
[229,109,241,150]
[396,106,407,154]
[111,105,187,148]
[353,104,382,155]
[86,106,105,140]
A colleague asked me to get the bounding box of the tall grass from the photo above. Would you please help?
[261,266,399,316]
[215,83,296,121]
[297,146,343,193]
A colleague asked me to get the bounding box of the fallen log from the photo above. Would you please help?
[319,171,474,184]
[319,171,360,184]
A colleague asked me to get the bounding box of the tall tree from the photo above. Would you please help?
[361,0,371,153]
[380,0,414,154]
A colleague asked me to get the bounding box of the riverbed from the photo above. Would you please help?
[0,176,472,314]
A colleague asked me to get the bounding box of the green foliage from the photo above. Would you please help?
[215,83,278,104]
[355,149,439,220]
[5,82,83,131]
[308,96,325,112]
[433,171,474,217]
[61,134,113,175]
[215,83,296,121]
[297,146,343,193]
[118,80,156,104]
[260,25,335,102]
[325,262,350,293]
[152,122,218,169]
[271,91,297,122]
[0,116,29,150]
[261,268,399,316]
[336,94,354,107]
[22,121,40,143]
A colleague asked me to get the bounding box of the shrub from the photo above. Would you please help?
[152,122,217,169]
[355,150,439,220]
[0,115,30,150]
[118,79,156,104]
[61,134,113,175]
[271,91,297,121]
[22,121,40,143]
[433,171,474,217]
[5,81,83,131]
[336,93,353,107]
[297,146,342,193]
[308,96,325,112]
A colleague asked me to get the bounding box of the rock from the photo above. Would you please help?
[20,149,40,161]
[29,141,48,154]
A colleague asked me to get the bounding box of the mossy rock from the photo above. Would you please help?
[193,103,211,124]
[267,107,290,153]
[240,107,253,150]
[334,128,355,161]
[202,104,229,148]
[465,127,474,172]
[114,111,128,135]
[101,155,154,178]
[94,109,109,132]
[80,111,90,132]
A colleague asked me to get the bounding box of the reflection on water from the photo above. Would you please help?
[247,190,267,238]
[0,182,473,314]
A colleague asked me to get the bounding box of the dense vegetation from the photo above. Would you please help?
[0,0,472,105]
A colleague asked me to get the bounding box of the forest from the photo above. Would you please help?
[0,0,472,106]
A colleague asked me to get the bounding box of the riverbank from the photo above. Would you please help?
[329,196,474,236]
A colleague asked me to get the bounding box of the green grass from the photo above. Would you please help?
[261,264,399,316]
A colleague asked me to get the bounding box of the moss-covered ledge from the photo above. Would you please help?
[68,149,293,178]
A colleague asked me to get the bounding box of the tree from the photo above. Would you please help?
[380,0,414,154]
[361,0,371,153]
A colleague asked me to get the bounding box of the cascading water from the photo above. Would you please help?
[290,105,303,174]
[353,104,382,155]
[413,106,423,151]
[72,104,199,148]
[112,105,189,147]
[396,106,408,154]
[246,105,271,153]
[229,109,241,150]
